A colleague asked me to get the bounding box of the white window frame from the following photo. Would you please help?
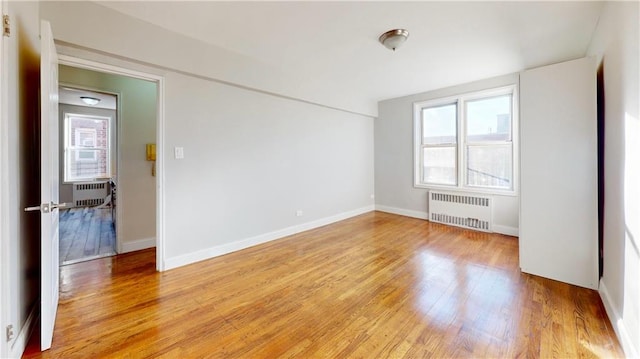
[64,113,112,182]
[413,85,519,195]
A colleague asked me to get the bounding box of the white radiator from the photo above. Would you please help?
[72,181,109,207]
[428,191,492,232]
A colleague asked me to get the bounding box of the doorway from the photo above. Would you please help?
[57,59,161,269]
[58,87,118,265]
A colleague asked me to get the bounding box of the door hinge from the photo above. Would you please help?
[5,324,14,342]
[3,15,10,37]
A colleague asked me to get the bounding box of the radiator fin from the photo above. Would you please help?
[75,198,104,207]
[428,191,492,232]
[72,181,109,208]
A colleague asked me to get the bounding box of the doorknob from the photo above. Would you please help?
[24,202,70,213]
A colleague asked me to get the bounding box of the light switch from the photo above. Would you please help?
[174,146,184,159]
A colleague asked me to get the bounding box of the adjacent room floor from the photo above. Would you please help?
[59,207,116,265]
[26,211,623,358]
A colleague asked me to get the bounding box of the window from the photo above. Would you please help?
[64,113,111,182]
[414,86,517,193]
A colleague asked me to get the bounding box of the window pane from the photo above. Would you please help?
[423,147,456,185]
[67,149,109,180]
[422,104,456,145]
[69,116,108,148]
[466,145,512,189]
[77,130,96,147]
[466,95,511,142]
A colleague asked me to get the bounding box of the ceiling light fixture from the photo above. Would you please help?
[378,29,409,51]
[80,96,101,106]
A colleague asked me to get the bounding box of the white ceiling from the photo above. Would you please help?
[96,1,603,108]
[59,87,117,110]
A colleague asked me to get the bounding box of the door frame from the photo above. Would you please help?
[58,55,166,271]
[0,0,8,356]
[58,83,122,255]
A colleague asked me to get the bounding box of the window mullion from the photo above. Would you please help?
[457,99,464,188]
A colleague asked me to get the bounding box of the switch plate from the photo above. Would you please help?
[174,147,184,159]
[296,210,303,217]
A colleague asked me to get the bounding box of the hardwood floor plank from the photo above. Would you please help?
[59,207,116,264]
[24,212,624,358]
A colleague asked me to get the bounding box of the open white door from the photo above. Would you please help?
[39,19,60,351]
[25,19,61,350]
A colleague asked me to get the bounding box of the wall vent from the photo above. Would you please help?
[428,191,492,232]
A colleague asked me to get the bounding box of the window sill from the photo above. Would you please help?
[414,183,518,197]
[63,178,111,185]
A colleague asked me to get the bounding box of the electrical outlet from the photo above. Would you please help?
[296,210,303,217]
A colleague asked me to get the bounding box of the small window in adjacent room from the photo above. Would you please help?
[414,85,517,194]
[64,113,111,182]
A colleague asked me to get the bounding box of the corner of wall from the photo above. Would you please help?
[599,279,639,359]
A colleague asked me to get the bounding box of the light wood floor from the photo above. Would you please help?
[59,207,116,265]
[24,211,622,358]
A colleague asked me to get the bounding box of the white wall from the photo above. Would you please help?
[58,66,157,251]
[2,1,41,357]
[39,1,375,117]
[587,2,639,357]
[40,3,375,269]
[375,73,520,236]
[164,73,374,264]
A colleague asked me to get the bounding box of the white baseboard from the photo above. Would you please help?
[492,225,519,237]
[9,302,37,359]
[374,205,429,220]
[121,237,156,253]
[164,205,375,270]
[600,279,639,359]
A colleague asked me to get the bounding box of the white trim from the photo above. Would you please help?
[374,205,429,220]
[492,225,519,237]
[120,237,156,253]
[63,113,112,181]
[0,0,7,356]
[59,55,163,83]
[8,303,37,359]
[58,55,166,271]
[164,205,374,270]
[156,73,166,271]
[599,280,639,359]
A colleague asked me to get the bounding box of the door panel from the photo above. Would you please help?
[40,19,60,350]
